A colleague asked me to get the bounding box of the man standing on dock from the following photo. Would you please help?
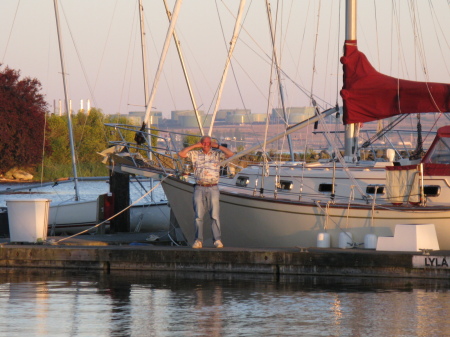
[178,136,234,249]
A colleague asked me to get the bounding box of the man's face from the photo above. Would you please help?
[201,137,212,153]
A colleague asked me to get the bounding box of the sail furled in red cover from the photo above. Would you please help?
[340,41,450,125]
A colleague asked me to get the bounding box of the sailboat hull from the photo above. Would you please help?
[162,176,450,249]
[48,200,170,235]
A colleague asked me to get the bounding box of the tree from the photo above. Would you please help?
[183,132,200,147]
[40,109,140,180]
[0,65,49,174]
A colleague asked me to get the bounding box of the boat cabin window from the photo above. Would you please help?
[278,180,293,190]
[318,183,334,192]
[426,138,450,164]
[366,185,385,194]
[236,176,250,187]
[424,185,440,197]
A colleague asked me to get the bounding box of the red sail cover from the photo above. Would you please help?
[340,41,450,125]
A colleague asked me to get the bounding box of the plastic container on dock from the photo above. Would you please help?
[364,233,378,249]
[339,231,353,249]
[316,232,331,248]
[6,199,50,243]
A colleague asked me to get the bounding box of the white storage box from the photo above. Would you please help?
[6,199,50,243]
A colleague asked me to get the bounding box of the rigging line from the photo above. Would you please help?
[93,0,120,96]
[407,1,445,116]
[144,9,177,110]
[58,4,113,172]
[270,0,291,162]
[428,0,450,77]
[373,0,381,69]
[228,2,333,124]
[316,111,369,200]
[60,3,109,157]
[219,0,312,99]
[392,1,403,115]
[1,0,21,63]
[208,0,246,135]
[294,0,312,88]
[309,0,321,99]
[40,111,48,185]
[121,5,139,115]
[279,0,294,59]
[207,0,228,118]
[221,0,333,109]
[208,0,255,136]
[322,0,333,102]
[360,114,408,148]
[262,38,277,162]
[335,0,342,105]
[394,2,410,80]
[389,1,394,75]
[54,176,170,244]
[408,0,427,81]
[408,1,420,81]
[274,0,282,65]
[60,4,89,173]
[229,2,254,111]
[59,4,98,109]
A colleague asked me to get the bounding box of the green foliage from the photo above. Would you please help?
[183,132,200,147]
[40,109,134,180]
[104,113,135,144]
[150,128,159,147]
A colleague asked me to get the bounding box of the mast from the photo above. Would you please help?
[162,0,204,135]
[344,0,358,163]
[138,0,150,111]
[207,0,246,136]
[143,0,183,126]
[53,0,80,201]
[265,0,295,161]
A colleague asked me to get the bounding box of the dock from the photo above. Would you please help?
[0,233,449,279]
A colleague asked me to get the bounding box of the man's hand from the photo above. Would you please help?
[193,142,203,148]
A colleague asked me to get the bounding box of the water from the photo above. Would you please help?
[0,180,166,207]
[0,269,449,337]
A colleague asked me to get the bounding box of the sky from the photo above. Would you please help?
[1,0,449,119]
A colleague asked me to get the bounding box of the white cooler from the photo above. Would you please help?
[6,199,50,243]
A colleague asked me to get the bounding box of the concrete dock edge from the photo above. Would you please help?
[0,244,449,279]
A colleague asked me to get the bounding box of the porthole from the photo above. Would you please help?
[279,180,293,190]
[366,185,385,194]
[424,185,440,197]
[318,183,334,192]
[236,176,250,187]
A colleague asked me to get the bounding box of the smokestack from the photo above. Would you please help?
[87,99,91,114]
[59,100,62,116]
[80,99,84,112]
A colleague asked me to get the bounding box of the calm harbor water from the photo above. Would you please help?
[0,269,449,337]
[0,180,166,207]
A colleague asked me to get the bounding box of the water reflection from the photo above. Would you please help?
[0,269,449,336]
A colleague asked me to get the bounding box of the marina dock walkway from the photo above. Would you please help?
[0,233,449,279]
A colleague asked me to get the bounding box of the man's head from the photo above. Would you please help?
[200,136,213,153]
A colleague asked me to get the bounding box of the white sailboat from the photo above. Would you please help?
[102,0,450,248]
[47,0,170,235]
